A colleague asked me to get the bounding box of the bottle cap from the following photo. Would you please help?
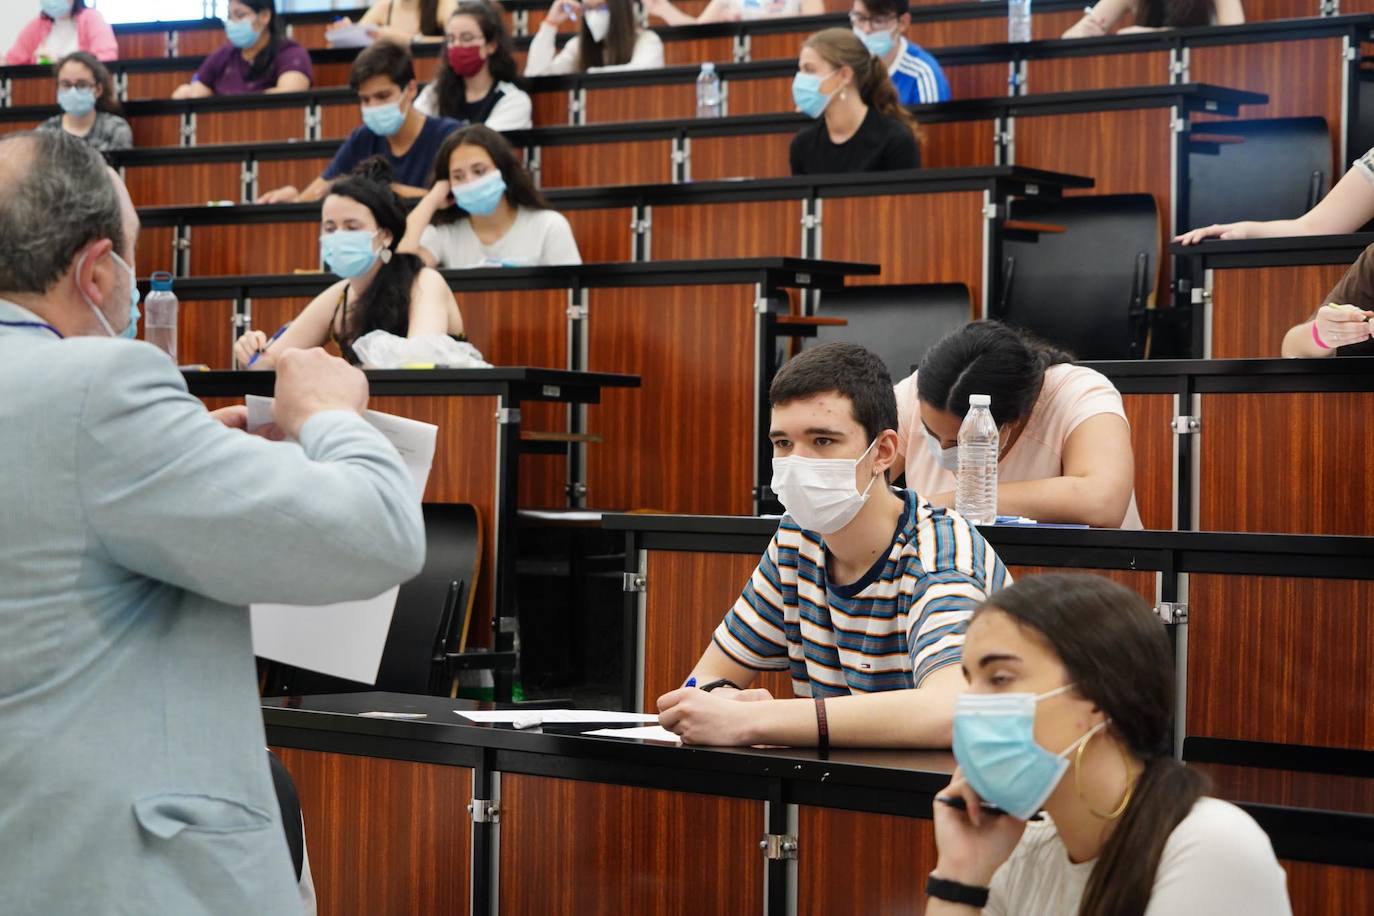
[969,394,991,407]
[150,271,174,292]
[701,61,715,72]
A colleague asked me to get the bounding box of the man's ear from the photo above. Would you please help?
[872,428,901,476]
[74,238,115,306]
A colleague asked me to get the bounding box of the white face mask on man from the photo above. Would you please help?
[770,438,880,534]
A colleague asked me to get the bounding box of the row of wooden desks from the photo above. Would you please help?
[262,686,1373,916]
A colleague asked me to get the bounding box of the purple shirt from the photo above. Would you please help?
[192,38,313,95]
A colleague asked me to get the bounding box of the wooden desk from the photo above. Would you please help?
[262,689,1373,916]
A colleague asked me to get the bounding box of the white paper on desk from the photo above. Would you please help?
[325,22,376,48]
[583,725,683,744]
[456,709,660,724]
[246,395,438,684]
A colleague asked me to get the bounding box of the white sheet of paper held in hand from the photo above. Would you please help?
[245,395,437,684]
[324,22,375,48]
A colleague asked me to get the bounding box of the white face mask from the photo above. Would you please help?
[770,438,880,534]
[923,428,959,473]
[585,7,612,42]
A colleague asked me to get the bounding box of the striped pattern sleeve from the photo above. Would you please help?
[712,537,791,671]
[907,512,1012,686]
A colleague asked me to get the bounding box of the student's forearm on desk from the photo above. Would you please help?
[686,641,762,694]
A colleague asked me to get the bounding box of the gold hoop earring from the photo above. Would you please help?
[1074,726,1135,820]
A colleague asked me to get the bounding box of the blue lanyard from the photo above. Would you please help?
[0,320,63,339]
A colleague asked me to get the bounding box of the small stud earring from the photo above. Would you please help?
[380,248,393,264]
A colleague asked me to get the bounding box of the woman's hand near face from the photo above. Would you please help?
[931,768,1028,889]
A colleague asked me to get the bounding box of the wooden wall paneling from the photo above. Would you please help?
[920,119,997,168]
[942,62,1011,101]
[234,296,316,369]
[1187,574,1374,748]
[312,62,355,88]
[1197,392,1374,534]
[1282,861,1374,916]
[415,57,439,83]
[585,284,755,514]
[270,748,472,916]
[10,78,58,108]
[641,550,790,712]
[661,38,736,68]
[196,107,311,144]
[175,299,236,368]
[584,83,697,123]
[537,139,674,188]
[257,157,336,197]
[563,206,634,263]
[288,23,333,49]
[1120,393,1174,531]
[1198,763,1374,815]
[911,10,1082,49]
[531,88,569,127]
[1030,51,1168,94]
[1006,566,1158,602]
[135,226,177,277]
[130,114,183,148]
[190,223,320,276]
[0,119,45,137]
[116,32,168,60]
[125,70,193,100]
[688,132,794,181]
[176,30,226,57]
[647,199,803,260]
[749,32,814,61]
[124,161,241,208]
[821,191,985,311]
[724,76,791,117]
[320,101,362,140]
[499,774,765,916]
[1208,264,1350,359]
[1240,0,1324,18]
[797,809,937,916]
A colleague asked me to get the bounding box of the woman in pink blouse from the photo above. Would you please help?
[7,1,117,66]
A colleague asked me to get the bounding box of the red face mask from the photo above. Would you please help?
[447,44,486,78]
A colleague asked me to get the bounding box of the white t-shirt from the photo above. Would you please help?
[524,25,664,76]
[735,0,802,19]
[418,206,582,269]
[413,80,533,131]
[38,17,80,61]
[985,798,1291,916]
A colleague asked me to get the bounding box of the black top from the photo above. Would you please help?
[789,107,921,176]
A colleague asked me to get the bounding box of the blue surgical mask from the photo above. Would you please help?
[80,249,141,339]
[41,0,71,20]
[224,16,261,49]
[952,685,1107,820]
[855,26,895,58]
[923,429,959,473]
[362,100,407,138]
[57,86,96,116]
[453,171,507,216]
[792,72,835,119]
[321,230,381,279]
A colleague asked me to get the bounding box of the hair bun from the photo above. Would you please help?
[351,155,395,185]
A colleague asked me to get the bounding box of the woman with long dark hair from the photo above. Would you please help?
[525,0,664,75]
[172,0,313,98]
[926,574,1291,915]
[414,1,532,130]
[400,125,582,269]
[328,0,457,46]
[789,28,920,175]
[233,158,462,368]
[7,1,117,66]
[39,51,131,153]
[891,321,1141,528]
[1063,0,1243,37]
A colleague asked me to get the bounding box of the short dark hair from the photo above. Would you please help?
[769,342,898,444]
[350,40,415,91]
[856,0,910,17]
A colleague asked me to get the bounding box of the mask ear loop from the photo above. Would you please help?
[1073,722,1136,820]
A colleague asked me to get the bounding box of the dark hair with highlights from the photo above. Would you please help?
[972,574,1207,916]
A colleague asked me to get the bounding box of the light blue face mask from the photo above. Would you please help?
[453,171,507,216]
[362,100,407,137]
[792,71,835,119]
[854,25,895,58]
[41,0,71,20]
[57,86,96,116]
[81,249,141,339]
[224,16,261,49]
[952,684,1107,820]
[321,230,381,279]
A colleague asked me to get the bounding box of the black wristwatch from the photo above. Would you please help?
[697,678,742,693]
[925,874,990,908]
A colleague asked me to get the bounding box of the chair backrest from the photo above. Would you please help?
[999,194,1159,360]
[1187,117,1331,229]
[812,283,972,380]
[267,502,483,696]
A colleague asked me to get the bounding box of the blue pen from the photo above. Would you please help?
[684,676,697,688]
[247,323,290,368]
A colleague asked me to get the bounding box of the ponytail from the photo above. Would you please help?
[803,28,920,140]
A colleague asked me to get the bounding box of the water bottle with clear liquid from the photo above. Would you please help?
[144,271,178,361]
[1008,0,1032,43]
[955,394,999,525]
[696,62,723,118]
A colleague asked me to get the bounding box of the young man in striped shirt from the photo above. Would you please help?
[658,342,1010,747]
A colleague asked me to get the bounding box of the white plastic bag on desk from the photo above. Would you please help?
[351,330,492,369]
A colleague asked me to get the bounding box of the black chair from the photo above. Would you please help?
[263,502,485,697]
[812,283,973,379]
[1187,117,1331,230]
[998,194,1158,360]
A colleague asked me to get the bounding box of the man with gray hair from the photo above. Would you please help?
[0,130,426,913]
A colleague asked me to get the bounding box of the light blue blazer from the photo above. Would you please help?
[0,300,426,915]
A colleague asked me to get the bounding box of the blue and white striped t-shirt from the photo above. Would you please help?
[714,489,1010,697]
[889,37,951,106]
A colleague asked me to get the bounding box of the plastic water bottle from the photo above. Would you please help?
[1008,0,1031,43]
[144,271,178,361]
[955,394,999,525]
[696,62,722,118]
